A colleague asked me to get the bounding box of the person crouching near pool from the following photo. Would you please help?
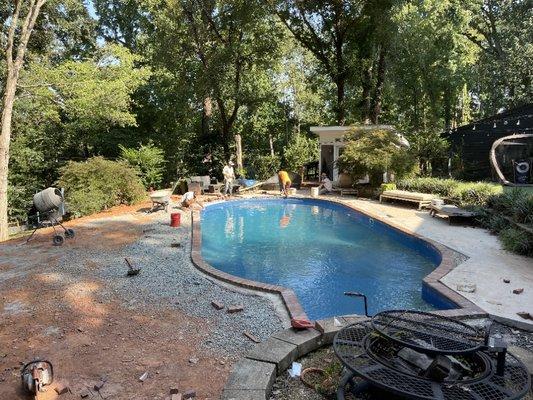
[278,170,291,198]
[318,172,333,194]
[181,189,204,209]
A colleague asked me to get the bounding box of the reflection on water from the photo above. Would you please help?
[201,199,440,320]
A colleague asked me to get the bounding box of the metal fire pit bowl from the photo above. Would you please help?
[333,319,531,400]
[371,310,486,355]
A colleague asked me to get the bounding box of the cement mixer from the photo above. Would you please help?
[26,187,74,245]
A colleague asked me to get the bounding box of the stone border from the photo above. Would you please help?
[190,195,485,321]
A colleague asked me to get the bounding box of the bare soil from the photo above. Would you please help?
[0,201,232,400]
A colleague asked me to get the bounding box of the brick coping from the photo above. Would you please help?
[221,313,492,399]
[190,195,486,324]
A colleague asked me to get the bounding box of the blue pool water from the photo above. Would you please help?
[201,198,447,320]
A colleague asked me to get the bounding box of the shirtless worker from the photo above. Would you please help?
[277,170,291,198]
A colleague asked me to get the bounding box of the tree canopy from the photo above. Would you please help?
[1,0,531,233]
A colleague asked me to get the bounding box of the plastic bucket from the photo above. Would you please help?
[170,213,181,227]
[310,187,319,198]
[431,199,444,207]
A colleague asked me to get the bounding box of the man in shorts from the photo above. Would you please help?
[277,170,291,198]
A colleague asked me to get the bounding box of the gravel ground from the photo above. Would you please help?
[52,209,284,356]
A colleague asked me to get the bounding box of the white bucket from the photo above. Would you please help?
[310,187,319,198]
[289,188,297,195]
[431,199,444,207]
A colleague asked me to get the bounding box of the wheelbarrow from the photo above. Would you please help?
[148,181,180,212]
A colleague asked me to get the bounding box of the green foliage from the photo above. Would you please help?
[499,227,533,257]
[397,177,502,206]
[406,130,449,175]
[336,128,417,185]
[57,157,145,217]
[487,189,533,225]
[248,155,281,180]
[283,134,319,171]
[119,141,166,188]
[380,183,397,192]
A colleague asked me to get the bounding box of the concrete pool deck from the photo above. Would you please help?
[329,195,533,330]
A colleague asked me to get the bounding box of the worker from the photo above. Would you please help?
[278,170,291,198]
[181,189,204,209]
[222,161,235,198]
[318,172,333,194]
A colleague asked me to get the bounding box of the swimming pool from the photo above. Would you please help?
[200,198,449,320]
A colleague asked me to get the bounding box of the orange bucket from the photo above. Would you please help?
[170,212,181,227]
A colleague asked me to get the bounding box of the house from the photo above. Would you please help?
[310,124,407,182]
[446,103,533,182]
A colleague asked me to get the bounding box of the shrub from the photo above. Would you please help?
[336,128,417,185]
[499,227,533,256]
[487,189,533,224]
[248,155,281,180]
[397,177,502,207]
[284,134,319,172]
[57,157,145,217]
[380,183,397,192]
[119,141,166,188]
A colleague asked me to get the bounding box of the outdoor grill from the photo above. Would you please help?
[333,310,531,400]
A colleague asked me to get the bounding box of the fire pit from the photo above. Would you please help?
[333,311,531,400]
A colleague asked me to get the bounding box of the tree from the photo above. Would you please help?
[336,128,416,184]
[144,0,283,163]
[1,0,47,241]
[271,0,366,125]
[462,0,532,113]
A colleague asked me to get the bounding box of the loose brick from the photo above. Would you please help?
[170,386,180,394]
[211,301,224,310]
[243,331,260,343]
[54,380,70,395]
[227,305,244,313]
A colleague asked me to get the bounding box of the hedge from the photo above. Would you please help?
[396,177,502,207]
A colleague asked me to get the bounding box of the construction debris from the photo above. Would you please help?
[503,278,510,283]
[517,312,532,320]
[513,288,524,294]
[138,371,149,382]
[94,380,105,391]
[211,301,224,310]
[170,386,180,394]
[183,389,196,399]
[54,380,70,395]
[125,257,140,276]
[227,305,244,313]
[243,331,260,343]
[80,389,90,398]
[171,394,183,400]
[171,243,182,248]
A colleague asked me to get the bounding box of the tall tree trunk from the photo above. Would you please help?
[234,134,243,173]
[0,0,47,241]
[335,76,346,126]
[444,87,452,131]
[0,73,18,241]
[269,134,275,157]
[201,96,212,138]
[371,47,386,124]
[361,64,373,124]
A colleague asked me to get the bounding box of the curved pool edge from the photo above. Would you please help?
[190,196,486,322]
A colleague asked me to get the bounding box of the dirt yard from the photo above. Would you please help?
[0,200,283,399]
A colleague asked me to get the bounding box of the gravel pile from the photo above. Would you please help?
[54,210,284,355]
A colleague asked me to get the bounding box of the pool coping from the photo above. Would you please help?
[190,195,487,323]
